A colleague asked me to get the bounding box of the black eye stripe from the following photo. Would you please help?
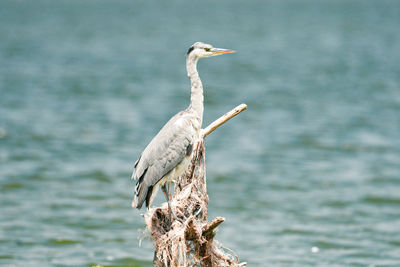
[187,46,194,55]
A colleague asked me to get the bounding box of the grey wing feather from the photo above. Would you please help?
[132,110,197,209]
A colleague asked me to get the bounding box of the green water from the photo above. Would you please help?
[1,0,400,266]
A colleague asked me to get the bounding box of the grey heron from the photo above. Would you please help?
[131,42,235,215]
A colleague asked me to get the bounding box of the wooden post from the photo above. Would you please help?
[144,104,248,267]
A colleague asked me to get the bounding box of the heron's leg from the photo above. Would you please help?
[167,182,170,199]
[161,184,180,222]
[168,182,173,201]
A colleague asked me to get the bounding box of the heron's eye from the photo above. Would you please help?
[204,48,211,52]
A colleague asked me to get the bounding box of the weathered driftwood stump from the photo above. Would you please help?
[143,104,247,267]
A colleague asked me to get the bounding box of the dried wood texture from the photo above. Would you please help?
[143,104,247,267]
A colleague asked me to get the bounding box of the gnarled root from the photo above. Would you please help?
[144,140,245,267]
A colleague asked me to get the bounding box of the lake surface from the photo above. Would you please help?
[1,0,400,266]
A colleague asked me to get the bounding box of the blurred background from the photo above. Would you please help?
[1,0,400,266]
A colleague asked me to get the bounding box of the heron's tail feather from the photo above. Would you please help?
[132,192,142,209]
[133,179,147,209]
[132,167,148,209]
[131,156,142,180]
[134,193,145,210]
[133,181,155,210]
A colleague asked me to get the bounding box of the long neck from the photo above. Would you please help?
[186,55,204,121]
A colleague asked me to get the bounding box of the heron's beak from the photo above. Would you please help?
[211,48,236,55]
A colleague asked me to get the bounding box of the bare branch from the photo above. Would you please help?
[201,104,247,139]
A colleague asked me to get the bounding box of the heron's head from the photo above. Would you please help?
[186,42,235,59]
